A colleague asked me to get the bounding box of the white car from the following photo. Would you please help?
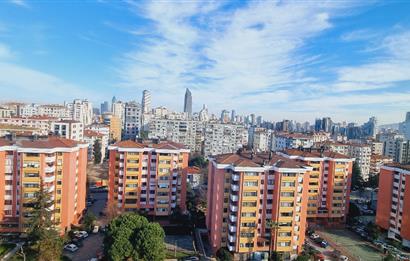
[92,226,99,233]
[74,230,89,238]
[339,256,349,261]
[310,233,320,239]
[64,244,79,252]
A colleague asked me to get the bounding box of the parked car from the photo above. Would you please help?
[310,233,320,240]
[70,238,83,247]
[74,230,89,239]
[183,257,200,261]
[64,244,79,252]
[339,255,349,261]
[93,226,99,233]
[314,237,328,248]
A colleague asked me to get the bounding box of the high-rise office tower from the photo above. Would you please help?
[100,101,109,114]
[183,88,192,117]
[231,110,236,123]
[142,90,151,114]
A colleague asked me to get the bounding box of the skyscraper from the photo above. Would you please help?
[142,90,151,114]
[183,88,192,117]
[100,101,109,114]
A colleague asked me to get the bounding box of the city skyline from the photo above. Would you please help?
[0,1,409,124]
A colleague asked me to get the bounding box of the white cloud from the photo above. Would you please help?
[0,62,97,103]
[334,31,410,92]
[0,43,14,59]
[119,1,341,112]
[9,0,28,7]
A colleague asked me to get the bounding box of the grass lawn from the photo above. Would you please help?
[165,248,193,259]
[0,243,15,257]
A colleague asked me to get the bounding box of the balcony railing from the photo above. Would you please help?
[230,194,238,202]
[232,174,240,181]
[231,184,239,191]
[45,156,56,163]
[45,166,56,173]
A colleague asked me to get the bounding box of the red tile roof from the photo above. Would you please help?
[283,149,350,159]
[114,140,187,150]
[84,130,103,138]
[187,166,201,174]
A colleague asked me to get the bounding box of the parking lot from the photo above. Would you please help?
[64,191,107,261]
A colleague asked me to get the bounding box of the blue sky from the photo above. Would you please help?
[0,0,409,124]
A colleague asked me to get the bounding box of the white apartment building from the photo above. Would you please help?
[148,119,203,153]
[0,107,12,118]
[326,142,350,155]
[111,101,125,127]
[17,103,39,117]
[370,141,384,156]
[248,127,274,152]
[83,130,108,163]
[0,116,55,135]
[52,120,84,141]
[348,143,371,180]
[203,123,247,156]
[123,101,141,140]
[273,133,314,151]
[38,104,71,119]
[66,99,93,125]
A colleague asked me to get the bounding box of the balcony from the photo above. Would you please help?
[231,184,239,191]
[171,203,176,208]
[232,174,240,181]
[45,156,56,163]
[228,245,235,252]
[172,180,177,185]
[44,175,55,183]
[229,214,237,222]
[230,194,238,202]
[228,235,236,242]
[230,204,238,212]
[45,166,55,173]
[228,224,236,233]
[47,185,55,193]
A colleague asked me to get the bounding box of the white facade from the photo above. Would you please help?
[0,116,53,135]
[203,123,247,156]
[348,144,371,181]
[66,99,93,125]
[112,101,125,127]
[83,130,108,163]
[123,101,141,140]
[52,120,84,141]
[148,119,203,153]
[248,127,274,152]
[273,133,314,151]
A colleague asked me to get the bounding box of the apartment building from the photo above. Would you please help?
[369,141,384,156]
[348,144,371,181]
[203,123,247,157]
[66,99,93,125]
[376,164,410,248]
[206,152,312,260]
[0,116,55,136]
[0,137,88,234]
[370,155,393,176]
[52,120,84,141]
[279,149,354,223]
[273,133,314,151]
[83,130,108,163]
[248,127,274,152]
[123,101,142,140]
[148,119,203,153]
[325,142,349,155]
[108,140,189,217]
[102,115,121,142]
[0,107,13,118]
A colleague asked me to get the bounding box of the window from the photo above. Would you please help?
[242,201,257,207]
[241,222,256,227]
[244,172,259,176]
[240,232,255,237]
[241,212,256,217]
[244,181,258,187]
[281,192,294,197]
[243,191,257,197]
[23,183,39,188]
[282,182,295,187]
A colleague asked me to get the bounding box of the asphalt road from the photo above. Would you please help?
[64,192,107,261]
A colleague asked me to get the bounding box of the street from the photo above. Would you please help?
[64,191,107,261]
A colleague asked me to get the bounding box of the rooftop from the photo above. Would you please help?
[276,132,312,139]
[0,136,84,148]
[384,163,410,172]
[282,148,351,159]
[214,151,307,169]
[84,130,103,138]
[113,139,187,150]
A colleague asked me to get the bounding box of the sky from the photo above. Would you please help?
[0,0,409,125]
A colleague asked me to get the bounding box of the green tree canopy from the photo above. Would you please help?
[28,180,63,261]
[104,213,165,261]
[352,161,365,190]
[216,247,233,261]
[93,139,102,164]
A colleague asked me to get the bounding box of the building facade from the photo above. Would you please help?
[206,152,311,260]
[376,164,410,248]
[203,123,247,157]
[348,144,371,181]
[108,140,189,217]
[52,120,84,141]
[123,101,142,140]
[279,149,354,223]
[273,133,314,151]
[0,137,88,234]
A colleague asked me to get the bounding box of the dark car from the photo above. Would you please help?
[70,238,83,247]
[314,237,329,248]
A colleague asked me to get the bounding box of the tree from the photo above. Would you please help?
[351,161,365,190]
[295,255,310,261]
[366,222,381,240]
[266,220,280,261]
[216,247,232,261]
[104,213,165,261]
[93,139,102,164]
[366,173,379,188]
[83,212,96,232]
[27,180,64,261]
[189,155,207,168]
[347,202,361,225]
[105,200,120,222]
[384,253,395,261]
